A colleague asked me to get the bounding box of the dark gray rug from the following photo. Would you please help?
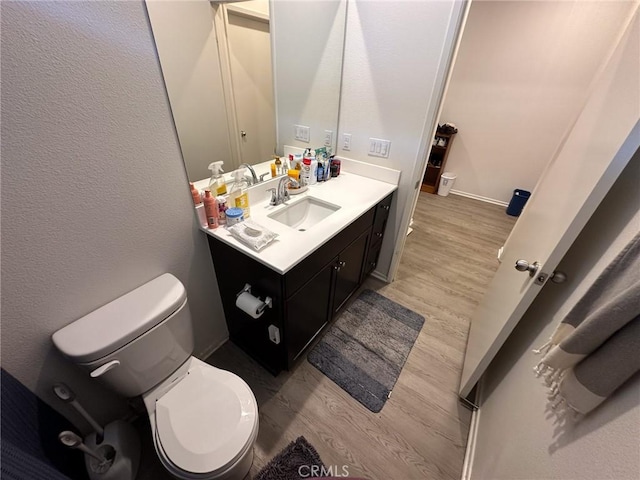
[255,436,324,480]
[308,289,425,413]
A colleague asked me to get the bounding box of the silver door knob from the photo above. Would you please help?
[240,131,247,138]
[515,259,540,277]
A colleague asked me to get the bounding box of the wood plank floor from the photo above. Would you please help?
[137,192,516,480]
[211,193,516,480]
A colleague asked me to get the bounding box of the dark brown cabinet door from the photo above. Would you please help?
[285,260,335,365]
[333,230,370,315]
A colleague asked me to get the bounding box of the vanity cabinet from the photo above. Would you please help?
[207,192,394,374]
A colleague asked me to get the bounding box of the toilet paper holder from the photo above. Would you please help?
[237,284,272,314]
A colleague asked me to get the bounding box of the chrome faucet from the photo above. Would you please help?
[268,177,299,206]
[238,163,259,185]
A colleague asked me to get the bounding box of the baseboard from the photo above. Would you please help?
[370,270,390,283]
[461,404,480,480]
[450,189,509,207]
[197,335,229,361]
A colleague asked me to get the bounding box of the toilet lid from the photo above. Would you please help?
[155,364,257,474]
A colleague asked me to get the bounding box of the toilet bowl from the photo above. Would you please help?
[144,357,259,480]
[52,274,259,480]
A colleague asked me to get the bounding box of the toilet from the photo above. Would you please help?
[52,273,259,480]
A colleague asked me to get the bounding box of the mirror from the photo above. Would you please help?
[146,0,348,183]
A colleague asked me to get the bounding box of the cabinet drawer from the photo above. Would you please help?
[370,193,393,250]
[285,207,375,298]
[363,242,382,277]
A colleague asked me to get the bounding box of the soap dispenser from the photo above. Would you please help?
[208,161,227,195]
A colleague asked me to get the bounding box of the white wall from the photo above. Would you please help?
[337,0,463,277]
[146,0,233,182]
[1,0,228,427]
[441,0,637,204]
[272,0,347,154]
[470,153,640,478]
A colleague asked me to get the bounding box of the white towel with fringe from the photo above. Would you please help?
[534,232,640,416]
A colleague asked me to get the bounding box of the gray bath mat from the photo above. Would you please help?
[308,289,425,413]
[255,436,324,480]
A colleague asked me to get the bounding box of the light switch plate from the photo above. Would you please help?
[368,138,391,158]
[294,125,310,143]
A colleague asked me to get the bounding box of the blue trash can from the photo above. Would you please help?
[506,189,531,217]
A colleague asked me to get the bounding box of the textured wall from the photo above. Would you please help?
[471,146,640,476]
[1,0,228,427]
[337,0,462,278]
[441,0,637,204]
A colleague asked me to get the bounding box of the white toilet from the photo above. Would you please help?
[52,273,259,480]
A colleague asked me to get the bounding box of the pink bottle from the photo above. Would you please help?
[203,190,219,229]
[190,183,202,205]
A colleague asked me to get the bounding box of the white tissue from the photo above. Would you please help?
[227,220,278,251]
[236,292,264,319]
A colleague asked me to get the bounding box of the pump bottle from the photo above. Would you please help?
[208,161,227,195]
[228,168,251,219]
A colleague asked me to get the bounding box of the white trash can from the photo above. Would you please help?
[437,172,457,196]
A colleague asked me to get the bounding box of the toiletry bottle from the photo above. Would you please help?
[301,158,311,187]
[275,156,282,175]
[203,190,219,229]
[208,161,227,195]
[288,169,300,186]
[190,183,202,205]
[217,195,228,225]
[229,168,251,219]
[270,163,277,178]
[304,149,318,185]
[316,162,324,183]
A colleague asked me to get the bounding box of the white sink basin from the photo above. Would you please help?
[268,196,341,231]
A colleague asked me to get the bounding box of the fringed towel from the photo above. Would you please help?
[534,232,640,416]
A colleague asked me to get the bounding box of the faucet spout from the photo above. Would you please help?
[272,176,299,206]
[238,163,259,185]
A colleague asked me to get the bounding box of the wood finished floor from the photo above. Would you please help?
[137,192,516,480]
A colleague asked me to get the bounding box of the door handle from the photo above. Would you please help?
[515,259,539,277]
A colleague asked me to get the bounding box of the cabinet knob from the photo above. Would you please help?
[382,205,390,211]
[375,232,383,238]
[339,261,346,267]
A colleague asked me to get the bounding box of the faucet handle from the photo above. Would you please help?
[267,188,277,205]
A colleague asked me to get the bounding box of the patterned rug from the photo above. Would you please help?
[255,436,324,480]
[308,290,425,413]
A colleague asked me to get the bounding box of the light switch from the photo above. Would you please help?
[342,133,352,151]
[294,125,310,143]
[368,138,391,158]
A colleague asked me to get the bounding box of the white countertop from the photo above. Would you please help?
[200,170,397,274]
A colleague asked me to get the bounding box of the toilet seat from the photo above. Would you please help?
[148,357,258,478]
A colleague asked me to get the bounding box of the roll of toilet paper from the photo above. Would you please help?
[236,292,264,319]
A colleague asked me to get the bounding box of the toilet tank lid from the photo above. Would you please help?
[52,273,187,363]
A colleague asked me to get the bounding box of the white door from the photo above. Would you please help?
[227,11,276,165]
[460,16,640,399]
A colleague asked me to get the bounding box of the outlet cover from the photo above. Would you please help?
[324,130,333,147]
[342,133,352,151]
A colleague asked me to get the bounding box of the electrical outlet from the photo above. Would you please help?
[342,133,352,151]
[294,125,310,143]
[324,130,333,147]
[368,138,391,158]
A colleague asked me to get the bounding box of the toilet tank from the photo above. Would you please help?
[52,274,195,398]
